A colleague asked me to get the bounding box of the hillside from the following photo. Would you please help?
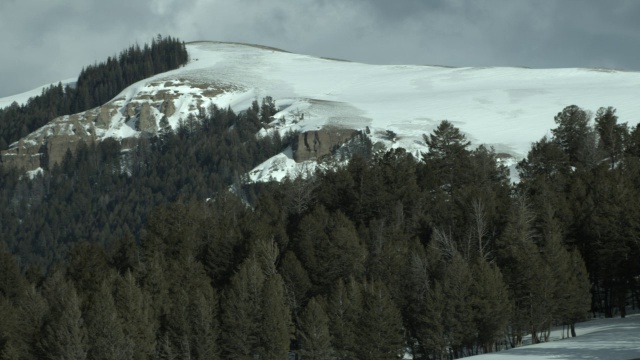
[1,40,639,359]
[3,41,640,180]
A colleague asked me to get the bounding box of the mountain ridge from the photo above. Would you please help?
[3,41,640,180]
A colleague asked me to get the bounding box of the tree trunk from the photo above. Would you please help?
[570,322,576,338]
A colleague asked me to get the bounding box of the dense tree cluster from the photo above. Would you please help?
[0,100,286,270]
[0,35,188,150]
[0,103,638,359]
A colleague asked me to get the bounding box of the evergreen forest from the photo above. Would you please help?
[0,40,639,360]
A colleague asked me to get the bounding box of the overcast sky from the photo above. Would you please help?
[2,0,640,98]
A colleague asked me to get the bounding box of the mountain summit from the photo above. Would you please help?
[3,41,640,179]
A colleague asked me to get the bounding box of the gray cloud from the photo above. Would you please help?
[1,0,639,98]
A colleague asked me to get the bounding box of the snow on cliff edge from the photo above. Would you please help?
[3,42,640,181]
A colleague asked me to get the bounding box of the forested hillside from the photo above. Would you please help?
[0,35,188,150]
[1,101,638,359]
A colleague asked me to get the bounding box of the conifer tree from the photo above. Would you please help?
[595,106,626,167]
[551,105,591,165]
[259,274,292,359]
[422,120,471,193]
[279,251,312,325]
[495,195,547,346]
[113,271,156,360]
[0,297,20,359]
[326,278,362,359]
[417,281,448,359]
[295,207,366,293]
[189,287,221,360]
[355,280,404,360]
[564,251,591,337]
[471,258,511,353]
[39,271,88,360]
[298,297,333,360]
[220,256,265,359]
[442,253,475,357]
[85,279,133,360]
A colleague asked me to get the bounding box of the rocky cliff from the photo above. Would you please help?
[0,79,224,171]
[291,127,359,162]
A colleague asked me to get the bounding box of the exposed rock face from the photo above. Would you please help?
[1,116,97,170]
[137,103,157,135]
[1,80,227,172]
[292,127,358,162]
[0,140,43,170]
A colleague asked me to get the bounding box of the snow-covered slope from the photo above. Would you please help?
[0,78,77,109]
[471,314,640,360]
[3,41,640,180]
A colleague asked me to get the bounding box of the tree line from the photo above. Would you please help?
[0,35,188,150]
[2,104,638,359]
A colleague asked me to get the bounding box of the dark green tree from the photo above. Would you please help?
[355,281,404,360]
[471,258,511,353]
[326,279,362,359]
[551,105,591,165]
[39,271,88,360]
[298,297,333,360]
[595,106,627,168]
[295,207,366,293]
[85,279,134,360]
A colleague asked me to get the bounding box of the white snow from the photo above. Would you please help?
[0,78,76,109]
[470,314,640,360]
[4,42,640,182]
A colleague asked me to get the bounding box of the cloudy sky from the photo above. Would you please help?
[1,0,640,97]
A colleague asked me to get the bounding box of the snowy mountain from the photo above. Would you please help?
[3,41,640,180]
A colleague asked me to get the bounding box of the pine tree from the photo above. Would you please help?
[423,120,471,161]
[39,271,88,360]
[0,297,20,359]
[442,253,475,357]
[564,251,591,337]
[471,258,512,352]
[279,251,312,327]
[551,105,591,165]
[85,279,134,360]
[417,281,448,359]
[220,256,265,359]
[188,287,221,360]
[495,195,548,347]
[113,271,156,360]
[355,281,404,360]
[422,120,471,191]
[595,106,627,168]
[259,274,292,359]
[295,207,366,293]
[298,297,333,360]
[326,279,362,359]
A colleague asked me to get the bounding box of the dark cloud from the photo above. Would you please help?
[1,0,639,98]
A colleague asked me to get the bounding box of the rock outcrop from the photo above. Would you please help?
[1,80,226,171]
[292,126,358,162]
